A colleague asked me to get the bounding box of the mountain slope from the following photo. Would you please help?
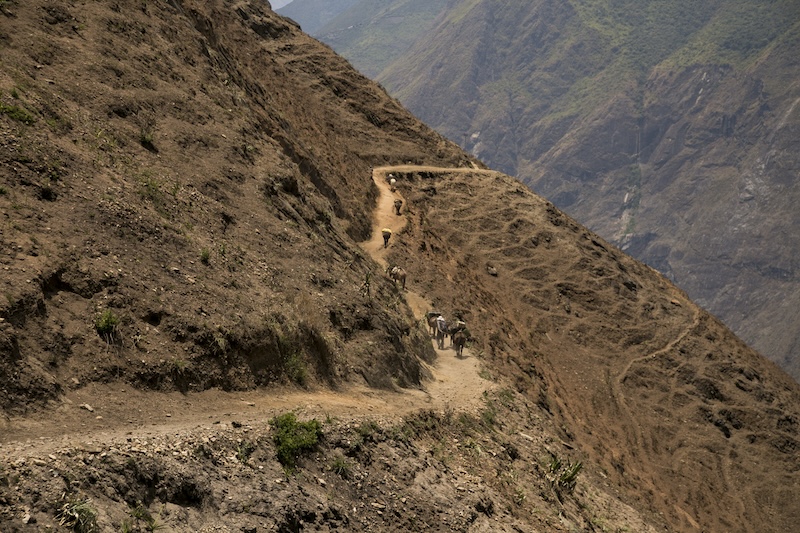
[280,0,449,79]
[0,0,473,414]
[0,1,798,532]
[276,0,359,35]
[325,0,800,382]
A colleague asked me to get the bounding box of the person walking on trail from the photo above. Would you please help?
[381,228,392,248]
[394,199,403,216]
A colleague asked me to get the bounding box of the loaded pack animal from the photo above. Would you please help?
[435,315,448,350]
[452,330,466,357]
[426,312,441,336]
[387,265,406,290]
[448,320,467,346]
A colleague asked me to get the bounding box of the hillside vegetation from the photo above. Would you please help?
[1,1,799,532]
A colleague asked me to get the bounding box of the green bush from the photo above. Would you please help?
[95,309,119,342]
[329,454,352,479]
[270,412,322,471]
[547,455,583,499]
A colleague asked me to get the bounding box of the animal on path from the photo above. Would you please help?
[435,315,447,349]
[452,330,466,357]
[448,320,467,347]
[426,312,441,335]
[387,265,406,290]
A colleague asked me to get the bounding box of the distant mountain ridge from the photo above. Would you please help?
[277,0,359,35]
[279,0,448,78]
[286,0,800,382]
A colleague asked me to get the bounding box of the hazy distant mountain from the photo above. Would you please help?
[276,0,360,35]
[297,0,800,382]
[280,0,448,78]
[2,2,798,532]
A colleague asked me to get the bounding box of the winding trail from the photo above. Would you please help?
[364,166,495,410]
[0,166,494,457]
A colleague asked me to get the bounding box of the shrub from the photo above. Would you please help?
[270,412,322,472]
[329,454,352,479]
[0,102,35,124]
[236,440,255,463]
[57,496,98,533]
[95,309,119,342]
[283,352,308,385]
[547,455,583,499]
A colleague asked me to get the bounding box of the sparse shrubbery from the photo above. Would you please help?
[283,352,308,385]
[270,412,322,472]
[329,454,352,479]
[95,309,119,343]
[0,101,35,124]
[57,496,98,533]
[547,454,583,499]
[236,440,256,463]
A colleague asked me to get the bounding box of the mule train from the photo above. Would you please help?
[425,311,468,355]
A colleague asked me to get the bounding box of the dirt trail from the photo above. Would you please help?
[0,167,493,456]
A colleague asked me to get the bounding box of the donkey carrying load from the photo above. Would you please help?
[387,265,406,290]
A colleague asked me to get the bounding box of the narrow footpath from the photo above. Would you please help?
[0,166,494,457]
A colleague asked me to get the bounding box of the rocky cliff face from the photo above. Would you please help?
[326,0,800,381]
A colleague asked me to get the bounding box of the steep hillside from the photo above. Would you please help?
[0,0,473,416]
[327,0,800,381]
[1,1,799,532]
[390,167,800,533]
[277,0,359,36]
[280,0,449,79]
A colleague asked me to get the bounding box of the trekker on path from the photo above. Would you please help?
[382,228,392,248]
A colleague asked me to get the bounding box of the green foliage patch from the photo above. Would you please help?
[0,101,35,124]
[270,412,322,471]
[95,309,119,343]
